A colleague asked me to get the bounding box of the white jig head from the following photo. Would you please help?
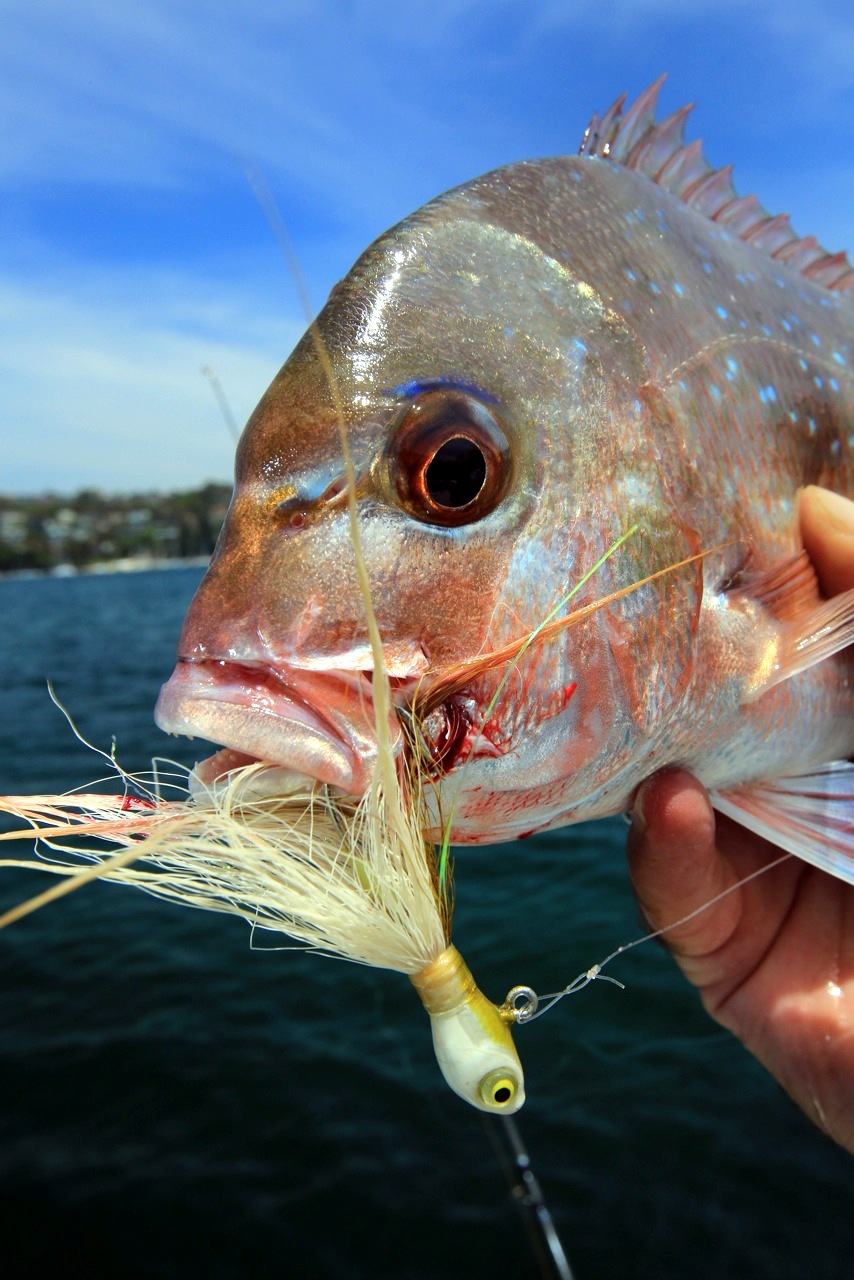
[411,945,525,1113]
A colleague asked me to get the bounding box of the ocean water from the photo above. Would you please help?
[0,568,850,1280]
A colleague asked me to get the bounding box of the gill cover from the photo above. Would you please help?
[410,945,525,1113]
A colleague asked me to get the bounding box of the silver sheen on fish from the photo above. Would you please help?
[156,79,854,882]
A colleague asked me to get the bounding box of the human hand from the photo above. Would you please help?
[627,486,854,1152]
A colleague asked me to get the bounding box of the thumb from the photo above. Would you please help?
[627,770,737,961]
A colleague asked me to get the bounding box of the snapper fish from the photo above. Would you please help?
[6,81,853,1121]
[156,78,854,877]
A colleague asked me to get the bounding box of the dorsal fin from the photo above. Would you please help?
[579,76,854,297]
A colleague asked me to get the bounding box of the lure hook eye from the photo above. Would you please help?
[503,985,539,1023]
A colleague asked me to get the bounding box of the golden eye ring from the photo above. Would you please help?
[478,1068,519,1108]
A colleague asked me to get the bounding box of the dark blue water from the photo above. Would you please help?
[0,569,850,1279]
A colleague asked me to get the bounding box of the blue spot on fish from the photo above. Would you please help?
[384,377,499,404]
[716,306,728,320]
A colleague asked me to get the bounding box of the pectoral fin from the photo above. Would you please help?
[733,550,854,700]
[711,762,854,885]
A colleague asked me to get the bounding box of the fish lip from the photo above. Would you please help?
[154,657,388,794]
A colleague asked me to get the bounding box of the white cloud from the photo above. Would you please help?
[0,269,302,493]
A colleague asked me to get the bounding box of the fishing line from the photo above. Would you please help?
[503,849,793,1025]
[200,364,241,442]
[45,680,157,803]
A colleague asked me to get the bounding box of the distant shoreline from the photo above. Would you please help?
[0,554,211,583]
[0,483,230,577]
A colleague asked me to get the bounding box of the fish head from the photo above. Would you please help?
[157,162,700,835]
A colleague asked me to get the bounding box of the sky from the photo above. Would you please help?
[1,0,853,494]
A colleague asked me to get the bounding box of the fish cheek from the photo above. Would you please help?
[361,516,529,671]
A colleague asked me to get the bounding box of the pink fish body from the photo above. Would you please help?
[156,82,854,878]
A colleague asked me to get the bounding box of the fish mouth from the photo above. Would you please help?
[155,658,393,795]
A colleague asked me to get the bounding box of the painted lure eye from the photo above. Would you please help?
[390,390,510,526]
[478,1068,518,1109]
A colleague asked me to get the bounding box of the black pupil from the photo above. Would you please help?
[494,1086,511,1104]
[424,437,486,508]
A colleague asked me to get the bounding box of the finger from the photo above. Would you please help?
[800,486,854,598]
[627,770,741,962]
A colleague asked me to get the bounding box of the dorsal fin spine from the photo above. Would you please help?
[580,78,854,297]
[684,164,737,218]
[657,138,709,196]
[715,194,764,237]
[744,213,795,254]
[626,104,693,177]
[609,75,666,161]
[774,237,823,272]
[802,251,850,287]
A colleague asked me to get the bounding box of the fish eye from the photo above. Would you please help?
[478,1068,518,1108]
[389,390,510,527]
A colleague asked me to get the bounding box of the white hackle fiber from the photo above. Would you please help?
[0,757,450,974]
